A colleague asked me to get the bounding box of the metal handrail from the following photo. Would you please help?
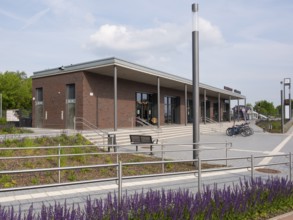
[135,117,155,127]
[74,117,108,145]
[133,117,162,140]
[204,117,219,124]
[74,117,106,133]
[0,143,291,199]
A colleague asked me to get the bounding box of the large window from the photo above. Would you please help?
[67,84,76,101]
[136,92,157,125]
[164,96,180,124]
[36,88,43,104]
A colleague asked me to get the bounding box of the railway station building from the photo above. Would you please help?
[32,57,245,130]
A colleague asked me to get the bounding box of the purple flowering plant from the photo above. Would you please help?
[1,177,293,219]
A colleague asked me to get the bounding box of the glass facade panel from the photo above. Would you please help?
[67,84,75,100]
[136,92,156,125]
[66,103,75,129]
[35,105,43,128]
[35,88,43,127]
[66,84,76,129]
[213,102,219,121]
[164,96,180,124]
[36,88,43,102]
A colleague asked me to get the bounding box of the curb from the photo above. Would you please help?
[268,211,293,220]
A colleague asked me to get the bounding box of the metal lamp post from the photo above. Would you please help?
[280,81,284,133]
[192,3,200,161]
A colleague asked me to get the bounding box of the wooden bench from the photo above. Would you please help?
[129,135,158,155]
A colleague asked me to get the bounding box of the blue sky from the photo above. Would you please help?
[0,0,292,106]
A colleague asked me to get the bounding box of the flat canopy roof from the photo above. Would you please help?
[33,57,246,100]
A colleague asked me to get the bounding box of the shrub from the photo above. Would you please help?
[0,175,17,188]
[0,125,33,134]
[0,118,6,125]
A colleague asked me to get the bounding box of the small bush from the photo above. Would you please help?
[0,175,17,188]
[19,138,35,147]
[0,118,6,125]
[31,177,40,185]
[256,120,282,133]
[0,125,33,134]
[66,170,77,182]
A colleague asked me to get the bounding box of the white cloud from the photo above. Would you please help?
[85,17,226,60]
[88,24,151,50]
[199,17,226,47]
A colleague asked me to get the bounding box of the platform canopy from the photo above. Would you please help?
[33,57,246,101]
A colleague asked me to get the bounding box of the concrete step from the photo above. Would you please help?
[81,122,238,146]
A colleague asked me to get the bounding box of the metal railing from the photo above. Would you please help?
[0,142,292,203]
[204,117,218,124]
[73,117,108,144]
[135,117,156,127]
[130,117,162,140]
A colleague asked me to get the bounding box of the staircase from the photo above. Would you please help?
[82,122,236,146]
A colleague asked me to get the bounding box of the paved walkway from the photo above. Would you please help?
[269,211,293,220]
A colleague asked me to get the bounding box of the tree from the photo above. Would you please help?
[0,71,32,111]
[246,103,253,109]
[254,100,277,117]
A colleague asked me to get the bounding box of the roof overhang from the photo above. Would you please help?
[33,57,245,100]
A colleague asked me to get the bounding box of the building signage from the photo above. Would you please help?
[234,89,241,94]
[6,109,20,122]
[224,86,233,91]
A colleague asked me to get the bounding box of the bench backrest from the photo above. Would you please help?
[130,135,153,144]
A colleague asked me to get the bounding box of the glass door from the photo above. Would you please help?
[35,88,43,128]
[136,92,154,125]
[164,96,180,124]
[66,84,76,129]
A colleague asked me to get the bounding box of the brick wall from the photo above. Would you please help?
[32,71,228,130]
[32,72,84,129]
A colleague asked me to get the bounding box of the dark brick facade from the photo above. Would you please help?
[32,71,227,130]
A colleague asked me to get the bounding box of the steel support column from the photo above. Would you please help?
[185,84,188,126]
[281,89,284,133]
[114,65,117,131]
[204,89,206,124]
[237,99,240,121]
[192,3,200,161]
[229,96,231,122]
[289,83,292,119]
[218,93,221,123]
[157,77,161,128]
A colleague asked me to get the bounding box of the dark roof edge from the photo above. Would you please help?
[33,57,116,77]
[33,57,190,83]
[200,82,246,99]
[33,57,245,99]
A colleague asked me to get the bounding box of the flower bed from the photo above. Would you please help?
[1,177,293,219]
